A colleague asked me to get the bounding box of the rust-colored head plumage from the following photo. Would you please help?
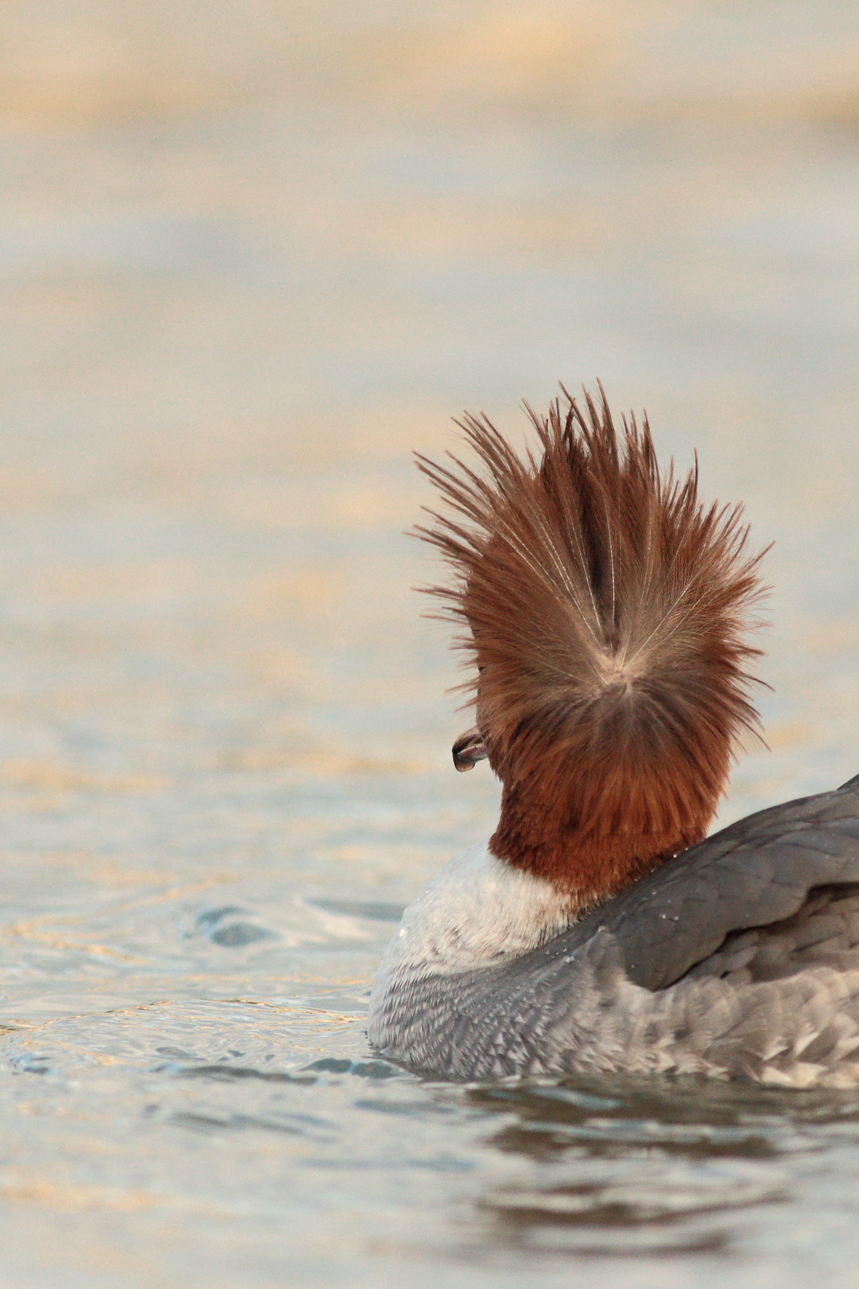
[415,385,768,907]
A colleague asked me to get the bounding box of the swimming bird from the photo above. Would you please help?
[367,386,859,1087]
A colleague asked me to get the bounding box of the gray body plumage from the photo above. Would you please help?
[369,773,859,1086]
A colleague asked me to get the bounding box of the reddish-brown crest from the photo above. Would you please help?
[415,385,768,907]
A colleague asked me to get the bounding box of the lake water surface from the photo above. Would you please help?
[2,3,859,1285]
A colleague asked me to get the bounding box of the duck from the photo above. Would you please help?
[367,385,859,1087]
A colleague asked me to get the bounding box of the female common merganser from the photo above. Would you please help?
[368,386,859,1087]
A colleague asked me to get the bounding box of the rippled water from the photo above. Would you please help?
[2,2,859,1285]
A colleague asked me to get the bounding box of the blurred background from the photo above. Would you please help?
[3,1,859,810]
[2,4,859,1288]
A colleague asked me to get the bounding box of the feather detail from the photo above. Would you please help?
[415,384,769,906]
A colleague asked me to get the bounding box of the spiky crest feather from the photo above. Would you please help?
[415,385,768,907]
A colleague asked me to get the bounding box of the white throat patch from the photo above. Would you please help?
[372,841,577,996]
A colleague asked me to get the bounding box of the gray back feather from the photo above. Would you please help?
[371,774,859,1083]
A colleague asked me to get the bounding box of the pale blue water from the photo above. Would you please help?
[2,3,859,1285]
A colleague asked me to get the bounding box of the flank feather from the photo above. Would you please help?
[415,385,768,906]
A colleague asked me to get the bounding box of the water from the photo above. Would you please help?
[2,2,859,1284]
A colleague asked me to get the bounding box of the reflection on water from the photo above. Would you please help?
[473,1080,789,1257]
[2,1,859,1286]
[467,1078,859,1265]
